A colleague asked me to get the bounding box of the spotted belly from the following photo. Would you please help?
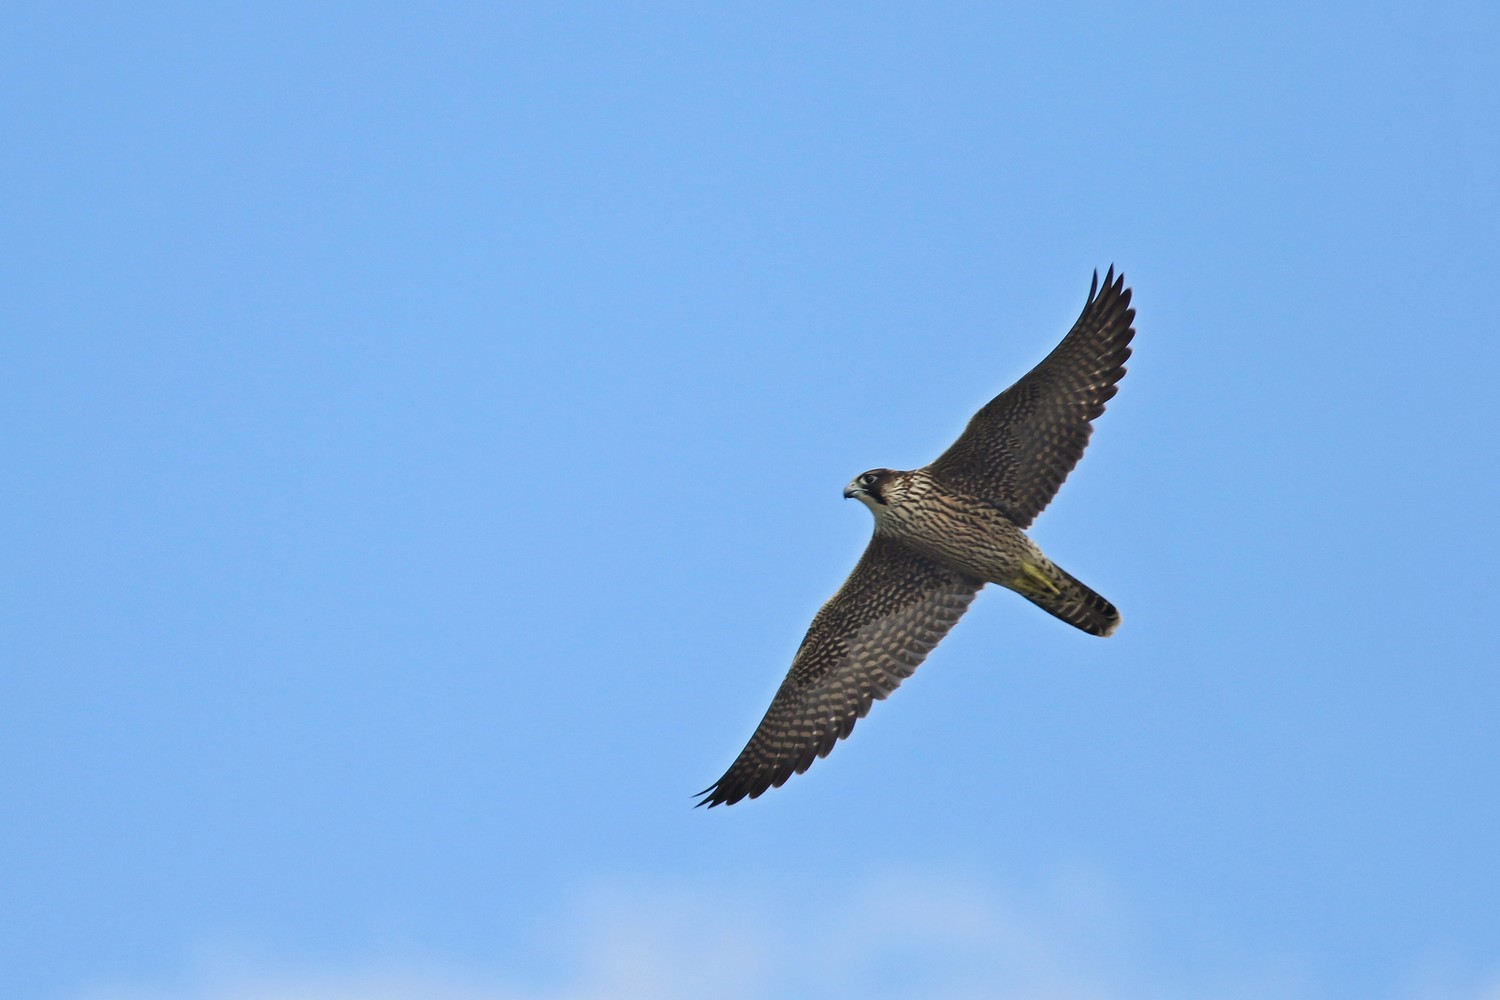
[879,496,1039,587]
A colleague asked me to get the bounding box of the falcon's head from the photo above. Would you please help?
[844,469,894,506]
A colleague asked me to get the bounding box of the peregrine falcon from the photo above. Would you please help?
[698,267,1135,807]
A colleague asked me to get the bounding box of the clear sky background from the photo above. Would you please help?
[4,4,1498,999]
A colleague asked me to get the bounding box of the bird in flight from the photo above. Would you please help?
[698,267,1136,807]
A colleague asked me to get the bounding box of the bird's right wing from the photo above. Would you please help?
[926,267,1135,528]
[698,535,982,807]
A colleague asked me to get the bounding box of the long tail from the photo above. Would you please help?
[1014,561,1120,637]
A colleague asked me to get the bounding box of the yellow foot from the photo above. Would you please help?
[1012,563,1061,598]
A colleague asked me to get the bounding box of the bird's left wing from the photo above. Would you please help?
[926,267,1135,528]
[698,535,982,807]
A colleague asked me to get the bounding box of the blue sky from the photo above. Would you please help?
[4,4,1498,999]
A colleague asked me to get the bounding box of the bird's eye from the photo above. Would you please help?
[860,473,878,486]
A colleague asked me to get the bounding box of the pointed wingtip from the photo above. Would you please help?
[1088,264,1126,305]
[694,778,743,809]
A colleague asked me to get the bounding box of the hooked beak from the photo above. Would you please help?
[843,485,866,500]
